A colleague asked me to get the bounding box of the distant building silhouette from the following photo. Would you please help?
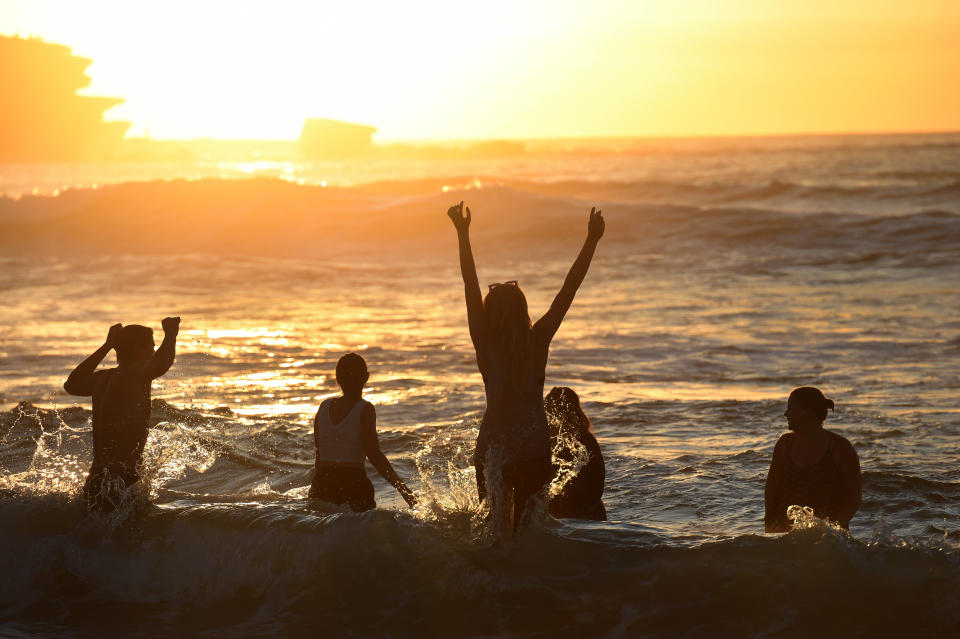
[0,36,130,162]
[299,118,376,159]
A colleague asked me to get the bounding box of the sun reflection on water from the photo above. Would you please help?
[198,329,287,339]
[231,403,319,417]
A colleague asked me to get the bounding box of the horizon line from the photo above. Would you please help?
[126,128,960,145]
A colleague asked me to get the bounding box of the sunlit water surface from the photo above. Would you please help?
[1,133,958,637]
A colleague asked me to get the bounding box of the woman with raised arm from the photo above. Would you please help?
[447,201,604,532]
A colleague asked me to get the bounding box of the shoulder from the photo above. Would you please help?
[360,400,376,418]
[774,432,793,449]
[314,397,331,416]
[359,401,377,437]
[771,432,793,458]
[530,319,552,345]
[827,431,859,459]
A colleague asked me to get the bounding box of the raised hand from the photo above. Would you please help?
[106,323,123,348]
[587,206,605,241]
[161,316,181,336]
[447,201,471,234]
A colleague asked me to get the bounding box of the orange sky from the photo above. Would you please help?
[2,0,958,140]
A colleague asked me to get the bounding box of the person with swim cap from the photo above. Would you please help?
[764,387,861,532]
[309,353,417,511]
[545,386,606,521]
[64,317,180,512]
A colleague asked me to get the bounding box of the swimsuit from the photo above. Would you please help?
[779,431,845,524]
[309,398,375,511]
[309,466,375,512]
[475,343,549,464]
[474,342,552,525]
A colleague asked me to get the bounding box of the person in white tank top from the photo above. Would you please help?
[309,353,417,511]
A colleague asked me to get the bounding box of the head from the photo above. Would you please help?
[115,325,155,367]
[483,282,531,338]
[335,352,369,395]
[545,386,592,435]
[784,386,835,432]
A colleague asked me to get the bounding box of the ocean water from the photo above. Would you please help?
[1,133,959,637]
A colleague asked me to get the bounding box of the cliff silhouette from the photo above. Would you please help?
[0,35,130,162]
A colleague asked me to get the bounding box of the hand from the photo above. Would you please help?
[106,323,123,348]
[161,316,181,336]
[447,201,471,233]
[401,487,418,509]
[587,206,604,241]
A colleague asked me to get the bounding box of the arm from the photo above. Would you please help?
[361,404,417,508]
[313,404,323,453]
[533,207,604,343]
[64,323,122,396]
[447,202,485,351]
[142,317,180,380]
[832,437,862,529]
[764,435,791,533]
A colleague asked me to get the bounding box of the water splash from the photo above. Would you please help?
[547,422,589,499]
[140,420,218,499]
[786,504,848,534]
[0,402,220,508]
[411,425,482,539]
[0,402,89,496]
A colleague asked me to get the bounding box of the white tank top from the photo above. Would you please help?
[313,398,368,466]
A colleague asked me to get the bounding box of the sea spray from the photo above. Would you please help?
[547,414,591,500]
[0,402,90,496]
[410,425,484,540]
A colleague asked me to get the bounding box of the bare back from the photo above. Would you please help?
[90,368,152,478]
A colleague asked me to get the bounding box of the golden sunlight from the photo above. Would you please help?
[2,0,958,140]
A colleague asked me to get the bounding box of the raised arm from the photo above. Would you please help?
[447,201,485,349]
[764,435,791,533]
[64,323,122,396]
[533,207,604,342]
[832,436,862,529]
[360,404,417,508]
[142,316,180,380]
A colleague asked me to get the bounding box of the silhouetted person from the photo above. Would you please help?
[309,353,417,511]
[545,387,606,521]
[64,318,180,512]
[765,387,861,532]
[447,201,605,532]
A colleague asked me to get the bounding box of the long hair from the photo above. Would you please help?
[483,284,532,391]
[545,387,592,435]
